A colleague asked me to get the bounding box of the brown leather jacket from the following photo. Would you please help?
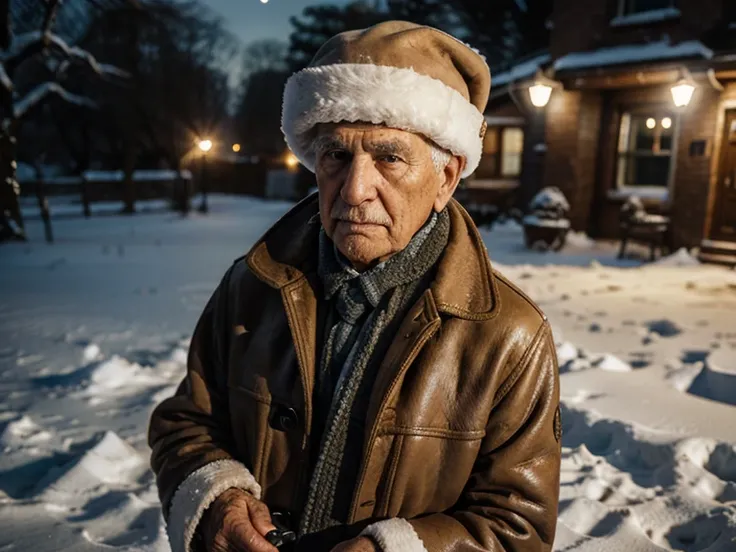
[149,196,561,552]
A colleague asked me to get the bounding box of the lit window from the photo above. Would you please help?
[477,128,499,178]
[616,111,675,189]
[476,126,524,179]
[501,128,524,177]
[620,0,675,15]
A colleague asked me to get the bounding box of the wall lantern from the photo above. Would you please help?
[528,69,560,108]
[671,69,696,108]
[671,79,695,107]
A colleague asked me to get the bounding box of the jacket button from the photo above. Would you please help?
[270,406,299,432]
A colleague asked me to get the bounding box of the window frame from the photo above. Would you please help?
[476,125,525,180]
[614,106,679,196]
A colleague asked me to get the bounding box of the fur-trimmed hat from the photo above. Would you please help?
[281,21,491,178]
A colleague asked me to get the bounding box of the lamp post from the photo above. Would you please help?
[197,138,212,214]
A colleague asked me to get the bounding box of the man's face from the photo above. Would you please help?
[313,123,463,271]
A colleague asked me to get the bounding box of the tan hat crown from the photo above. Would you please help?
[281,21,491,178]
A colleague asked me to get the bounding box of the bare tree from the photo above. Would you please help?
[83,0,237,178]
[242,39,287,79]
[0,0,126,241]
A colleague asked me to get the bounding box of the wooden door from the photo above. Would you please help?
[712,109,736,240]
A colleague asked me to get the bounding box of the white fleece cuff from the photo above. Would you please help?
[166,459,262,552]
[281,63,485,178]
[360,518,428,552]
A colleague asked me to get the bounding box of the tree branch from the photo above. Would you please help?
[42,0,62,36]
[14,82,97,121]
[47,34,129,78]
[0,63,11,92]
[3,30,128,80]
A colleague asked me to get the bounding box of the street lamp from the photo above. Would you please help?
[529,83,553,108]
[232,143,241,153]
[197,138,212,214]
[528,69,559,108]
[285,151,299,171]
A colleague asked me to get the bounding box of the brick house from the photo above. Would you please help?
[476,0,736,264]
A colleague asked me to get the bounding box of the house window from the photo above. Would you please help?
[476,126,525,179]
[616,111,676,190]
[619,0,675,15]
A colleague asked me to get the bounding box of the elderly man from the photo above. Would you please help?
[149,21,561,552]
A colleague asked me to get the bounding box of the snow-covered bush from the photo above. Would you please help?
[526,187,571,221]
[522,187,571,251]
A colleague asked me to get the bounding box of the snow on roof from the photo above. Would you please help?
[554,40,713,72]
[610,7,681,27]
[492,53,551,88]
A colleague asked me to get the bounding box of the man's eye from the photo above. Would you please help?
[325,150,349,162]
[380,155,400,164]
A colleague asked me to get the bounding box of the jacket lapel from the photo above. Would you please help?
[280,275,319,443]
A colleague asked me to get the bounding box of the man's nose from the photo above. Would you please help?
[340,155,378,206]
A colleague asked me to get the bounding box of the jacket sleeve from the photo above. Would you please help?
[360,320,561,552]
[148,265,262,552]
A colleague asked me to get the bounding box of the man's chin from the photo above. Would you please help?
[335,236,388,269]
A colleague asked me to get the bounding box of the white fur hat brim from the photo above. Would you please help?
[281,63,485,178]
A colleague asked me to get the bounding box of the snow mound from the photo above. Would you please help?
[82,343,101,362]
[75,490,165,548]
[81,355,170,398]
[701,349,736,406]
[1,416,53,449]
[558,406,736,550]
[565,231,596,249]
[556,341,579,365]
[35,431,147,504]
[593,353,632,373]
[651,247,700,267]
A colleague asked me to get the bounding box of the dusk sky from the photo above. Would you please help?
[204,0,356,45]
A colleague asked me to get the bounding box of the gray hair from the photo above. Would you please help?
[430,143,452,173]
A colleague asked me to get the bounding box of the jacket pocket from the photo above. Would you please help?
[377,428,485,519]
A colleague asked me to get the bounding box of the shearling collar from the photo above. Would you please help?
[245,193,498,320]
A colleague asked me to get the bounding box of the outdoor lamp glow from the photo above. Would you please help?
[232,143,241,153]
[671,79,695,107]
[198,139,213,153]
[285,151,299,169]
[529,83,553,108]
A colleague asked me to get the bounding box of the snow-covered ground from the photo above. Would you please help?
[2,195,735,551]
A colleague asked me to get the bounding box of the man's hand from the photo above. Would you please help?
[201,487,278,552]
[330,536,378,552]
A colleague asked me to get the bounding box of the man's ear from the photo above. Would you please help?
[434,155,466,212]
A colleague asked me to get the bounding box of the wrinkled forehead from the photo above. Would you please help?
[312,122,432,155]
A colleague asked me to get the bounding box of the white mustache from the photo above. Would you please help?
[330,203,391,226]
